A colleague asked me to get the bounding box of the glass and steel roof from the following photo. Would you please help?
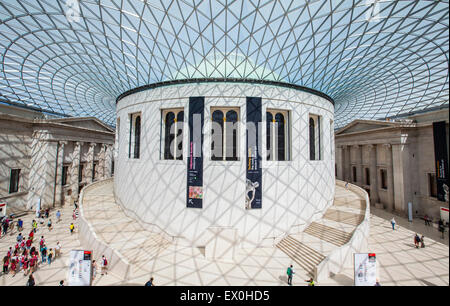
[0,0,448,128]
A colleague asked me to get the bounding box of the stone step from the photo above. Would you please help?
[276,235,325,276]
[303,222,353,246]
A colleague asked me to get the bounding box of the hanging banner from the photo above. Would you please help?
[68,250,92,286]
[246,97,262,209]
[432,121,449,202]
[187,97,204,208]
[354,253,377,286]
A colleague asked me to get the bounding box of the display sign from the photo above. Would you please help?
[68,250,92,286]
[354,253,377,286]
[187,96,204,208]
[432,121,449,202]
[0,202,6,218]
[246,97,262,209]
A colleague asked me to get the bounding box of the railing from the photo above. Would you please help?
[78,178,131,281]
[314,180,370,282]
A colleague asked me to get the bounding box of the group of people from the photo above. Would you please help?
[1,216,24,237]
[414,233,425,248]
[2,223,62,278]
[286,265,315,286]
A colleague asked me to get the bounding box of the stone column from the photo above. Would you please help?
[392,143,408,214]
[336,145,344,180]
[344,145,351,182]
[105,144,113,178]
[54,141,67,207]
[384,144,395,212]
[69,141,82,203]
[353,145,363,185]
[85,143,96,184]
[368,144,379,205]
[98,144,106,179]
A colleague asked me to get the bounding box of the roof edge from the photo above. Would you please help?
[116,78,334,106]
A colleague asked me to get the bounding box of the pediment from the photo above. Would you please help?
[336,120,396,135]
[48,117,114,133]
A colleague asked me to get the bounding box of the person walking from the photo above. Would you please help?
[424,215,430,226]
[56,210,61,223]
[2,256,9,275]
[438,219,445,239]
[55,242,61,258]
[390,218,396,230]
[69,223,75,235]
[47,219,52,231]
[145,277,154,286]
[305,277,315,286]
[47,249,53,265]
[41,245,47,264]
[286,265,294,286]
[26,273,35,286]
[32,220,37,233]
[92,260,97,279]
[420,235,425,248]
[414,233,420,248]
[17,219,23,231]
[101,255,108,275]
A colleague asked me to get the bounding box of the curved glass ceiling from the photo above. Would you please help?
[0,0,448,128]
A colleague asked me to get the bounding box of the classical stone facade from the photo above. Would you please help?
[335,108,449,220]
[0,104,115,212]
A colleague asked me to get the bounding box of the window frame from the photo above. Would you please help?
[210,107,240,161]
[161,108,184,161]
[128,112,142,159]
[266,109,291,161]
[309,114,322,161]
[428,173,438,198]
[9,168,20,194]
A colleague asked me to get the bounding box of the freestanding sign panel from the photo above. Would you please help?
[246,97,262,209]
[432,121,449,202]
[354,253,377,286]
[68,250,92,286]
[187,97,204,208]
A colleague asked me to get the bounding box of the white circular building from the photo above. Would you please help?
[114,56,335,250]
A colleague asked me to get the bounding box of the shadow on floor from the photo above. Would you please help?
[329,273,354,286]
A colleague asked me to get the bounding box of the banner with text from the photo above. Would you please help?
[432,121,449,202]
[187,97,205,208]
[246,97,262,209]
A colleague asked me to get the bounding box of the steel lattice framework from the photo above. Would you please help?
[0,0,448,128]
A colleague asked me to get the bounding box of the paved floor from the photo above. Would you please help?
[1,180,448,286]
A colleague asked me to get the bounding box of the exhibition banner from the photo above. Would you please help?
[432,121,449,202]
[68,250,92,286]
[246,97,262,209]
[354,253,377,286]
[187,96,205,208]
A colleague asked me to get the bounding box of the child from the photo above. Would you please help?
[70,223,75,234]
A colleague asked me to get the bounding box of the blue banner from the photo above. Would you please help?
[246,97,262,209]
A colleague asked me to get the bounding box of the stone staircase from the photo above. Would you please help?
[276,184,366,279]
[276,235,325,277]
[303,222,354,247]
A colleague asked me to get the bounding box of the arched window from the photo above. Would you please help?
[267,109,290,161]
[275,113,285,161]
[128,113,141,159]
[226,110,238,161]
[309,114,322,161]
[266,112,273,160]
[309,117,315,160]
[211,108,240,161]
[211,110,224,160]
[176,111,184,160]
[134,115,141,159]
[164,111,176,160]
